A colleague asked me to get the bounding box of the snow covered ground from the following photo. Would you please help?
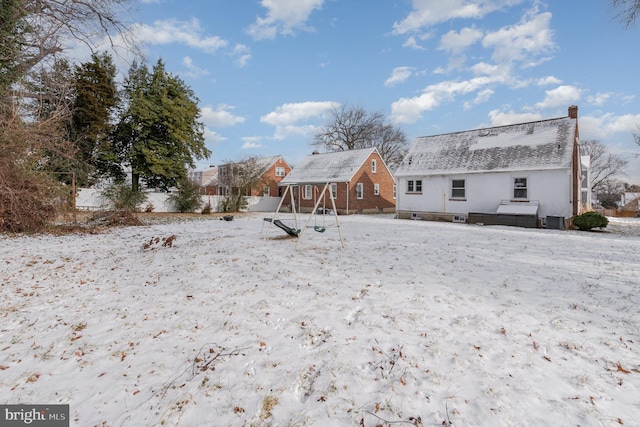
[1,214,639,426]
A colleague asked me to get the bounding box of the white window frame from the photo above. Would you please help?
[407,179,422,193]
[374,183,380,195]
[330,183,337,199]
[513,177,528,200]
[451,179,465,199]
[356,183,364,199]
[275,166,285,177]
[371,159,377,173]
[393,184,397,199]
[304,185,312,200]
[263,186,270,196]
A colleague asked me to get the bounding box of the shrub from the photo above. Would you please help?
[167,177,204,213]
[100,183,148,212]
[572,211,608,231]
[218,194,247,212]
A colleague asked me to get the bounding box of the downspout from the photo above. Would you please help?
[346,182,350,215]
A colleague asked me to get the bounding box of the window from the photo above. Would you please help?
[371,159,377,173]
[330,183,337,199]
[407,179,422,193]
[263,186,270,196]
[451,179,465,199]
[275,166,285,177]
[393,184,397,199]
[374,183,380,195]
[356,183,364,199]
[513,177,528,199]
[304,185,312,199]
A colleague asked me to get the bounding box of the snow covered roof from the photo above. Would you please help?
[279,148,377,185]
[395,116,577,177]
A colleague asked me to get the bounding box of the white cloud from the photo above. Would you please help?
[402,35,427,50]
[482,11,555,64]
[200,104,246,128]
[241,137,264,150]
[535,85,582,109]
[384,67,414,87]
[391,75,499,123]
[261,101,339,139]
[393,0,524,34]
[439,26,483,55]
[182,56,209,79]
[580,113,640,139]
[536,76,562,86]
[133,19,228,53]
[231,44,252,68]
[203,128,226,144]
[245,0,325,40]
[487,109,543,126]
[587,92,612,107]
[464,88,494,109]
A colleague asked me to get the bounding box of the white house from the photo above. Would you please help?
[395,106,585,228]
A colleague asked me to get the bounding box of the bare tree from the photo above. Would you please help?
[612,0,640,28]
[312,104,409,170]
[595,178,626,209]
[218,157,271,212]
[581,140,628,191]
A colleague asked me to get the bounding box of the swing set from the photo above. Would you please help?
[262,182,345,248]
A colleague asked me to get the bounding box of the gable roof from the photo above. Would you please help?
[395,116,577,177]
[280,148,381,185]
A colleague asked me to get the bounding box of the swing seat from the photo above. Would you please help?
[313,226,326,233]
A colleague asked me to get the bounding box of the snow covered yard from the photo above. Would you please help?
[1,214,639,426]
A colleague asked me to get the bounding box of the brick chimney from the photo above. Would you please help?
[569,105,581,215]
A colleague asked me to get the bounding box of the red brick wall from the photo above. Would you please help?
[293,152,396,213]
[250,158,292,197]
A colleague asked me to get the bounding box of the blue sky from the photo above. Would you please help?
[84,0,640,182]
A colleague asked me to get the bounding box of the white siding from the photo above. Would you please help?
[397,169,573,218]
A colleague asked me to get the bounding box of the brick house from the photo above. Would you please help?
[215,155,292,197]
[278,148,396,214]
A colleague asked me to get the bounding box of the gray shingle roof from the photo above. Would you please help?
[279,148,377,185]
[395,117,577,177]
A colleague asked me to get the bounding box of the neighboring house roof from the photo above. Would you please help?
[203,169,219,187]
[279,148,383,185]
[395,116,577,177]
[221,155,289,176]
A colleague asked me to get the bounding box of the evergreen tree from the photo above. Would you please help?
[113,59,210,192]
[70,52,119,186]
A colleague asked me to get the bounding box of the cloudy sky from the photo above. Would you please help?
[95,0,639,182]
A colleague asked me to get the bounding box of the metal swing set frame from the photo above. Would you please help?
[263,182,345,249]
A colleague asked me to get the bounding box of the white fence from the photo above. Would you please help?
[76,188,282,213]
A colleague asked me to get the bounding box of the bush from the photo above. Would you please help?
[100,183,148,212]
[572,211,609,231]
[218,194,248,212]
[167,177,204,213]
